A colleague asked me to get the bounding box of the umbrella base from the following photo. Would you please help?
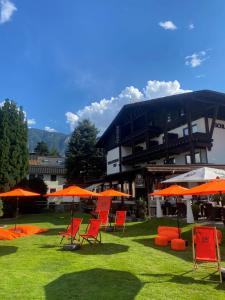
[63,243,81,251]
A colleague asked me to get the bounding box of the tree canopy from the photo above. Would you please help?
[65,119,105,183]
[0,100,28,191]
[34,141,49,156]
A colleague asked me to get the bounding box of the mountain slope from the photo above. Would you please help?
[28,128,69,156]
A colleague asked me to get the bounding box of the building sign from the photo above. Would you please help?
[135,174,145,188]
[215,122,225,129]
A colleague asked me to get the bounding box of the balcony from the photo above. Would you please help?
[122,132,212,165]
[121,126,162,146]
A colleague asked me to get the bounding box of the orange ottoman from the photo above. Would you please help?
[155,235,169,246]
[171,238,186,251]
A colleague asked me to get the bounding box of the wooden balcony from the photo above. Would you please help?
[122,132,212,165]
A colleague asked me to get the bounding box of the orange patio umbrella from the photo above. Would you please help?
[98,189,131,197]
[150,185,190,235]
[46,185,99,197]
[180,179,225,196]
[0,188,40,230]
[150,185,189,197]
[46,185,99,244]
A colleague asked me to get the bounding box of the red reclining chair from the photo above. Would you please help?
[114,211,126,232]
[98,210,109,229]
[192,226,222,282]
[59,218,82,244]
[80,219,102,245]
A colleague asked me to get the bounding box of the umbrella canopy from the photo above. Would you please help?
[45,185,99,197]
[150,185,189,196]
[0,188,40,231]
[0,188,40,197]
[162,167,225,183]
[98,189,131,197]
[180,179,225,196]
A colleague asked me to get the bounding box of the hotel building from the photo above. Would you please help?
[97,90,225,198]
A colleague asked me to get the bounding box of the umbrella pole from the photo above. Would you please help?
[71,196,74,244]
[14,197,19,231]
[176,197,181,238]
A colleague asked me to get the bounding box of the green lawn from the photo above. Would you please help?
[0,213,225,300]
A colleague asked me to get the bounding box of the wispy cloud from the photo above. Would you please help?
[0,0,17,24]
[44,126,57,133]
[159,20,177,30]
[27,118,36,127]
[188,23,195,30]
[196,74,206,79]
[185,50,209,68]
[65,80,191,133]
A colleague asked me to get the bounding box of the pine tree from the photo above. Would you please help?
[65,119,105,183]
[0,100,28,191]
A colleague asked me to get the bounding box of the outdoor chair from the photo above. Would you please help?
[59,218,82,244]
[98,210,109,229]
[79,219,102,245]
[114,211,126,232]
[192,226,222,282]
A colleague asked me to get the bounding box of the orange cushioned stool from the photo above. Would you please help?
[171,238,186,251]
[155,235,169,246]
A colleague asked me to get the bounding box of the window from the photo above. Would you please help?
[185,152,201,164]
[50,174,57,181]
[37,174,44,180]
[29,174,36,180]
[164,157,175,164]
[50,188,56,193]
[185,154,191,164]
[180,108,185,117]
[183,124,197,136]
[192,124,197,133]
[195,152,201,163]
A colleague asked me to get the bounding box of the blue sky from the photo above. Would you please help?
[0,0,225,133]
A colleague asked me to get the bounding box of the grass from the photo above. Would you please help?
[0,213,225,300]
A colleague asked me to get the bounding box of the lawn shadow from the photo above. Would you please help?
[45,268,143,300]
[74,242,129,255]
[0,246,17,256]
[133,236,193,262]
[39,227,66,236]
[39,244,58,249]
[110,218,190,238]
[141,270,224,288]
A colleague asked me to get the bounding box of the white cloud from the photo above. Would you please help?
[44,126,57,133]
[159,20,177,30]
[66,80,191,133]
[144,80,191,99]
[0,0,17,24]
[185,50,209,68]
[27,118,36,126]
[188,23,194,30]
[65,112,79,131]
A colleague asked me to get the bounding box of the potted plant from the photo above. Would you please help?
[136,197,147,220]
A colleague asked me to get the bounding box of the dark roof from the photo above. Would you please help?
[97,89,225,147]
[29,165,66,175]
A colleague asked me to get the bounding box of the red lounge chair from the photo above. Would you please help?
[192,226,222,282]
[98,210,109,229]
[114,211,126,232]
[59,218,82,244]
[80,219,102,245]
